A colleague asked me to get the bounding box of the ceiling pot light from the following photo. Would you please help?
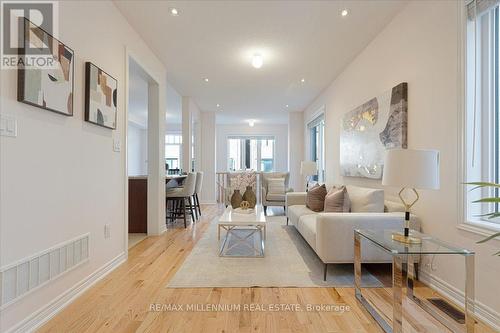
[285,104,289,108]
[170,7,179,16]
[248,120,255,127]
[203,78,209,83]
[251,54,263,69]
[341,9,349,17]
[216,104,220,108]
[300,78,305,83]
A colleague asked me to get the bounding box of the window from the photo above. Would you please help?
[308,114,325,182]
[465,0,500,226]
[227,136,275,172]
[165,134,182,170]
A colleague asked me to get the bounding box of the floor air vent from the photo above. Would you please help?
[0,233,89,308]
[427,297,465,324]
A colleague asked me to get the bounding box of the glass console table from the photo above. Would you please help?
[354,229,475,333]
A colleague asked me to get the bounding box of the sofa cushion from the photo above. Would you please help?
[346,185,384,212]
[267,193,285,201]
[384,200,406,212]
[306,184,327,212]
[267,178,285,194]
[298,214,317,250]
[287,205,316,227]
[324,186,350,212]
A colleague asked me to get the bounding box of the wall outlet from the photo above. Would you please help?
[113,139,121,152]
[104,224,111,239]
[0,115,17,137]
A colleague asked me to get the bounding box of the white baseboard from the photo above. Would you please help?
[7,252,127,333]
[419,270,500,331]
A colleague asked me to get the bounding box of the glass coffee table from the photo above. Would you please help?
[354,229,475,333]
[218,205,267,257]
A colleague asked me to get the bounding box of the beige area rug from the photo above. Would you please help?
[167,216,387,288]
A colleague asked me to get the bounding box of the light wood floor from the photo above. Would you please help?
[40,205,497,333]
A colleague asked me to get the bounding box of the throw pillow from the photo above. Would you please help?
[324,186,350,212]
[267,178,285,194]
[346,185,384,212]
[306,184,327,212]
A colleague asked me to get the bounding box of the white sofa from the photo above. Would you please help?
[285,188,420,280]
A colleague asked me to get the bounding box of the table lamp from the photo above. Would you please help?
[382,149,440,244]
[300,161,317,191]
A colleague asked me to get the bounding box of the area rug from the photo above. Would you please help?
[167,216,386,288]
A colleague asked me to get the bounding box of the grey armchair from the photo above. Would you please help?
[261,172,293,215]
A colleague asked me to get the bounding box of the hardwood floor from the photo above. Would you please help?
[40,205,497,333]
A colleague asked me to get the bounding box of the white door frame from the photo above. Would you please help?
[124,47,165,255]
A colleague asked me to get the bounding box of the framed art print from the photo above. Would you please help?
[17,18,74,116]
[84,62,117,129]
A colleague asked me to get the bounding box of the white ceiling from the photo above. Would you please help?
[116,1,406,124]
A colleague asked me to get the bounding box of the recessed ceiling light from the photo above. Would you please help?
[341,9,349,17]
[203,78,209,83]
[285,104,289,108]
[170,8,179,16]
[251,54,263,69]
[216,104,220,108]
[248,120,255,127]
[300,78,305,83]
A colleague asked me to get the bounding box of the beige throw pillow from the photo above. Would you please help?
[346,185,384,212]
[267,178,285,194]
[324,186,350,212]
[306,184,327,212]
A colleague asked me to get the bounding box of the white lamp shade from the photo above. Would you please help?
[382,149,440,190]
[300,161,317,177]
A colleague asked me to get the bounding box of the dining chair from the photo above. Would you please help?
[166,172,196,228]
[193,171,203,217]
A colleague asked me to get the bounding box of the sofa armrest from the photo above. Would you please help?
[286,192,306,208]
[315,212,420,263]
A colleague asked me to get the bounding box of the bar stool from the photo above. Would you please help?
[166,172,196,228]
[193,171,203,218]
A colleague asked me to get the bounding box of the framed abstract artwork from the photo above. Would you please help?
[17,18,74,116]
[340,82,408,179]
[84,62,117,129]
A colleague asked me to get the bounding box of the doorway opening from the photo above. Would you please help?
[126,55,164,249]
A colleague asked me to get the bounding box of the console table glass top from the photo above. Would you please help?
[356,229,474,255]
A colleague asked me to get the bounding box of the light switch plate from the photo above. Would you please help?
[113,139,121,152]
[0,115,17,137]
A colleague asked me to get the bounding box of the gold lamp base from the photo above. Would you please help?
[391,232,422,244]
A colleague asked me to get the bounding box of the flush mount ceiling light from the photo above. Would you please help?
[169,7,179,16]
[248,120,255,127]
[341,9,349,17]
[251,54,263,69]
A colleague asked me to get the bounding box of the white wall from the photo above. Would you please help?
[303,0,500,325]
[288,112,304,192]
[216,124,288,172]
[127,123,147,175]
[0,1,167,331]
[200,112,217,203]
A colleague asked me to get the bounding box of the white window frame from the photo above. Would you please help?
[226,135,275,172]
[165,133,183,170]
[459,1,500,237]
[306,107,326,183]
